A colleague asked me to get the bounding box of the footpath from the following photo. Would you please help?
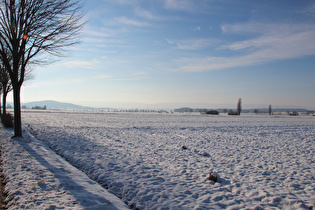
[0,126,128,209]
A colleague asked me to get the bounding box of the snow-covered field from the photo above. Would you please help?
[0,124,128,209]
[20,110,315,209]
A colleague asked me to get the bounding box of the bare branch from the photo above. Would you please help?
[0,0,84,137]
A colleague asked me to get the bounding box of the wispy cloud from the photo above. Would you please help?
[101,0,138,6]
[115,0,136,5]
[28,78,85,88]
[194,26,201,31]
[94,74,111,79]
[221,22,314,36]
[87,69,149,82]
[63,59,101,69]
[166,38,218,50]
[134,8,163,21]
[222,23,315,57]
[114,16,150,27]
[133,71,147,76]
[81,24,127,48]
[170,56,243,72]
[163,0,195,12]
[99,71,150,81]
[171,22,315,72]
[83,25,122,38]
[303,2,315,17]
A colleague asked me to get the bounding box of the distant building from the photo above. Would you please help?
[32,105,47,110]
[174,107,193,113]
[289,111,299,116]
[228,110,239,115]
[206,110,219,115]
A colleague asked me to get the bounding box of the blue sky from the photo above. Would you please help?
[18,0,315,109]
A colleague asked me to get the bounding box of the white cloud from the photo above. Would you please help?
[134,8,163,21]
[166,38,218,50]
[303,2,315,17]
[63,60,100,69]
[114,16,150,27]
[81,24,126,49]
[83,26,118,38]
[164,0,195,12]
[95,74,111,79]
[115,0,135,5]
[27,78,85,88]
[194,26,201,31]
[171,22,315,72]
[102,0,137,6]
[170,56,244,72]
[133,71,147,76]
[222,23,315,56]
[221,22,313,36]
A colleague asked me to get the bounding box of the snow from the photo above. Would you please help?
[2,110,315,209]
[0,124,129,209]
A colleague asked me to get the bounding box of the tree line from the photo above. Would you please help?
[0,0,84,136]
[174,98,275,116]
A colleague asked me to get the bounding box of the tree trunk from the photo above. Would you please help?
[13,85,22,137]
[2,91,6,115]
[0,93,2,116]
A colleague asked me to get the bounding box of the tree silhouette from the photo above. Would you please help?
[237,98,242,115]
[0,0,84,136]
[0,64,12,115]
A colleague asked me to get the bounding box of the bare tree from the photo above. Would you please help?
[0,82,2,115]
[0,0,84,137]
[0,64,12,115]
[237,98,242,115]
[1,59,32,116]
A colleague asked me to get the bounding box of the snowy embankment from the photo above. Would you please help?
[0,125,128,209]
[20,111,315,209]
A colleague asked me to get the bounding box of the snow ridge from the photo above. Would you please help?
[0,126,128,209]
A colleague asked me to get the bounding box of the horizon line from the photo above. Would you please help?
[6,99,315,110]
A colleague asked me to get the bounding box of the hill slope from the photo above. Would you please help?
[22,100,94,110]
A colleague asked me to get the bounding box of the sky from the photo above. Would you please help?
[16,0,315,109]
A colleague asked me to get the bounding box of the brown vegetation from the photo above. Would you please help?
[0,147,7,209]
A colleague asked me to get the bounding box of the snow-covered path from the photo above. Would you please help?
[21,111,315,209]
[0,125,128,209]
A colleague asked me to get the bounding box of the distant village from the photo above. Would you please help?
[20,104,315,116]
[173,107,314,116]
[6,100,313,116]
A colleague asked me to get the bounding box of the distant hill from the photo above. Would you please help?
[21,100,94,110]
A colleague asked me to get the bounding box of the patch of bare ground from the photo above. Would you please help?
[0,147,7,210]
